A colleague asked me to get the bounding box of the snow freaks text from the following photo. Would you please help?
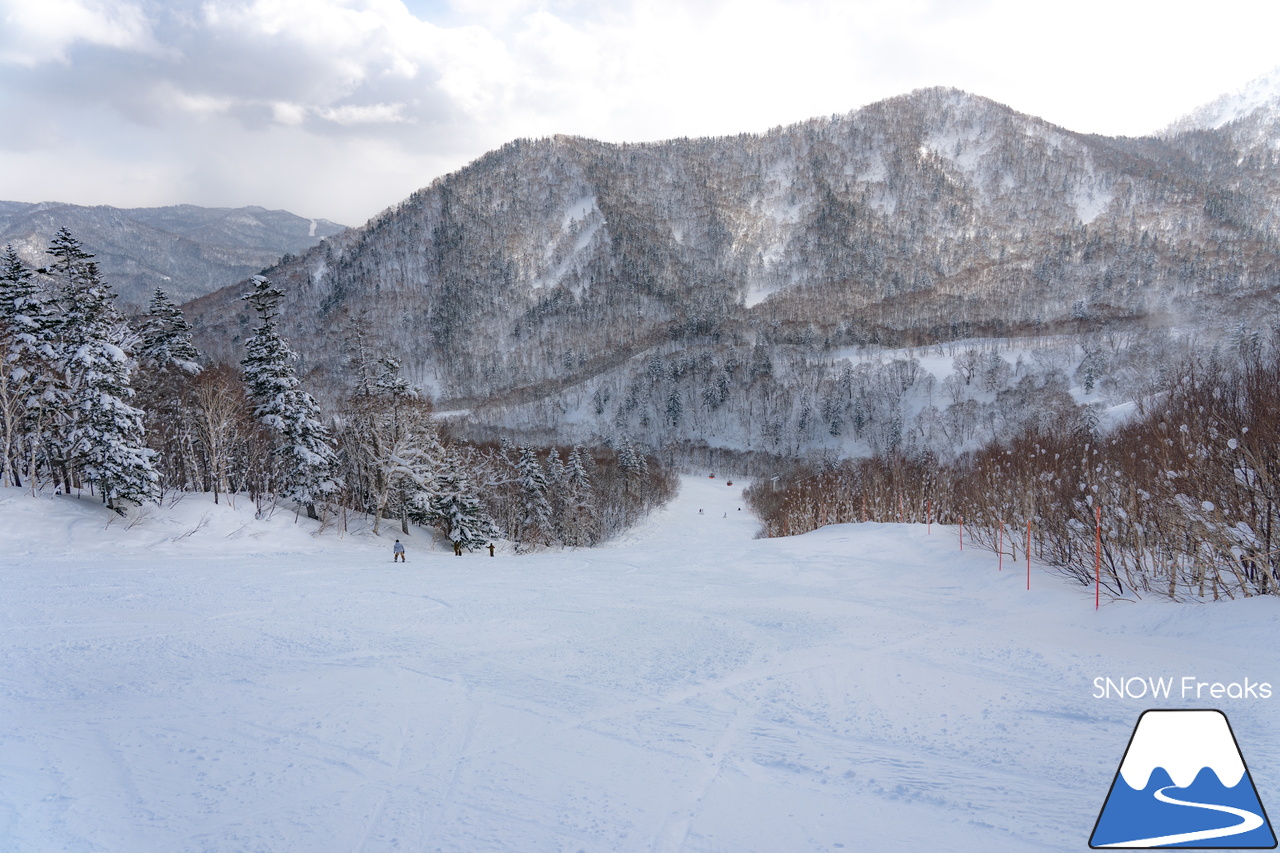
[1092,677,1273,700]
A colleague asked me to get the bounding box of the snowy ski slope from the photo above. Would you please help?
[1,478,1276,851]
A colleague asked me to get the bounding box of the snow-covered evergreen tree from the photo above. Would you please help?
[617,436,638,472]
[135,287,202,494]
[561,445,600,546]
[375,355,411,398]
[0,245,54,487]
[1,245,65,490]
[414,448,497,551]
[46,229,158,508]
[0,246,46,352]
[545,448,568,540]
[617,436,647,490]
[567,445,592,495]
[241,274,338,518]
[139,288,200,374]
[514,445,553,548]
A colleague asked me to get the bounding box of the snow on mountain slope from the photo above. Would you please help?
[190,85,1280,423]
[1163,65,1280,157]
[1,481,1277,852]
[1166,66,1280,134]
[0,202,346,307]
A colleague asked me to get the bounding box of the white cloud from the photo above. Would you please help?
[315,101,407,124]
[161,84,235,117]
[1,0,1280,224]
[0,0,158,65]
[271,100,308,125]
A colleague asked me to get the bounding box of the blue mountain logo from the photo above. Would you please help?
[1090,709,1276,848]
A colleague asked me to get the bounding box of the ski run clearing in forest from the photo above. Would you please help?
[1,476,1277,852]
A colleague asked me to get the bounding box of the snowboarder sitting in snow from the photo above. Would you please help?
[393,540,406,562]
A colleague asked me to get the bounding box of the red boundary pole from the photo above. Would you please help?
[1095,506,1102,610]
[1026,519,1031,590]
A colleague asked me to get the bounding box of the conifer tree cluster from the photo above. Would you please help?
[1,228,678,546]
[470,439,674,550]
[413,444,498,552]
[0,231,158,509]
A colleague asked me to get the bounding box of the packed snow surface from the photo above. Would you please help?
[2,478,1277,852]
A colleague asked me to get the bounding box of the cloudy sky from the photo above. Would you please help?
[1,0,1278,226]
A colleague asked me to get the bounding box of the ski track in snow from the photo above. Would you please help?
[1,479,1277,852]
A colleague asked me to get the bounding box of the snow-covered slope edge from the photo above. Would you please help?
[0,487,393,561]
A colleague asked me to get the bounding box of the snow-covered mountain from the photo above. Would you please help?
[184,85,1280,454]
[1164,65,1280,144]
[0,201,346,307]
[1161,67,1280,226]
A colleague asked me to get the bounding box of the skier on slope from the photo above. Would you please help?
[393,540,406,562]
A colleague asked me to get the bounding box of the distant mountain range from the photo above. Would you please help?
[167,68,1280,454]
[0,202,346,308]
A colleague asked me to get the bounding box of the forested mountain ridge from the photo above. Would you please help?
[0,202,346,307]
[185,84,1280,454]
